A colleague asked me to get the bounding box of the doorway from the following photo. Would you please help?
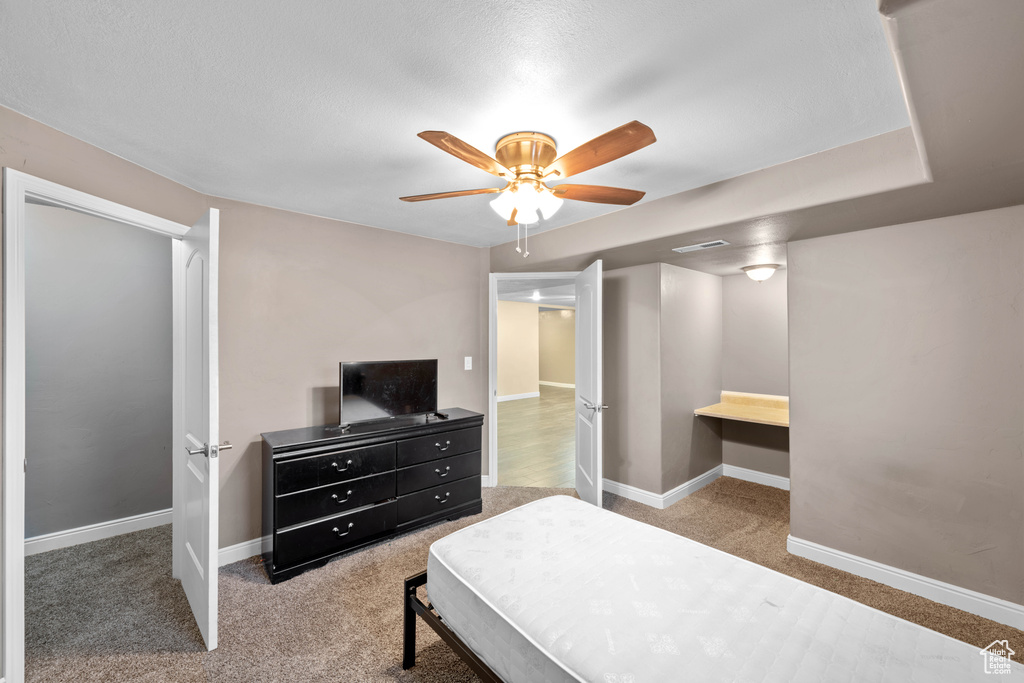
[21,200,191,676]
[487,263,605,504]
[488,273,577,487]
[3,169,220,683]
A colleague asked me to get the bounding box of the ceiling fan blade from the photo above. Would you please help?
[550,184,646,205]
[507,208,518,226]
[400,187,503,202]
[418,131,513,178]
[544,121,656,180]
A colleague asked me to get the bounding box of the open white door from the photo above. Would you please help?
[574,260,604,506]
[173,208,219,650]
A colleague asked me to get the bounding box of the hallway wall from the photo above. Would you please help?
[25,203,172,537]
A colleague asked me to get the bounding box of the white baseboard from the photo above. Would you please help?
[539,381,575,389]
[481,474,493,487]
[25,508,173,556]
[603,465,723,510]
[662,466,724,507]
[218,535,270,567]
[787,535,1024,630]
[497,391,540,402]
[722,464,790,491]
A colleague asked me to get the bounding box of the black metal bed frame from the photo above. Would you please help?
[403,570,503,682]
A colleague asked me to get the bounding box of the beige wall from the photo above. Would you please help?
[1,105,490,552]
[496,301,539,398]
[539,308,575,386]
[789,204,1024,604]
[603,264,723,495]
[218,198,489,546]
[721,270,790,477]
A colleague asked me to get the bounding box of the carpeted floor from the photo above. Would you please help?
[26,478,1023,682]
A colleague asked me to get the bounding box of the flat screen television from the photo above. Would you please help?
[339,359,438,425]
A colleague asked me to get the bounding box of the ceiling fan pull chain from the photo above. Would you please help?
[524,223,529,258]
[515,222,522,253]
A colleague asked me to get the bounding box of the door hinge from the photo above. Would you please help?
[24,458,27,473]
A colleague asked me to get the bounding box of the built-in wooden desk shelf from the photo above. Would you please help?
[694,391,789,427]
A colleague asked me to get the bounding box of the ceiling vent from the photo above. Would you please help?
[672,240,730,254]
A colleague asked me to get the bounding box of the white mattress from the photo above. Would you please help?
[427,495,1019,683]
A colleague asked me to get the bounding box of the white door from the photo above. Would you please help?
[173,208,220,650]
[575,260,604,506]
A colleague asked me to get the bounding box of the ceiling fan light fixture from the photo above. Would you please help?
[537,189,564,220]
[515,207,540,225]
[489,183,561,225]
[514,184,542,213]
[489,190,517,221]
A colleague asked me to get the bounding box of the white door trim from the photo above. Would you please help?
[2,168,191,683]
[487,271,578,487]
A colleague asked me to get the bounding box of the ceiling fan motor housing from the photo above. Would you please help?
[495,132,557,181]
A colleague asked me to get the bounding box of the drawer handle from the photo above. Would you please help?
[332,522,355,537]
[332,459,353,472]
[435,466,451,478]
[435,492,451,504]
[332,490,353,504]
[435,440,451,451]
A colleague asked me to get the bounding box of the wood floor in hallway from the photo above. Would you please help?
[497,384,575,488]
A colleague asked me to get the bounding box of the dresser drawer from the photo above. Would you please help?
[397,476,480,525]
[276,443,396,494]
[276,471,396,528]
[396,450,481,496]
[397,426,482,467]
[274,501,397,569]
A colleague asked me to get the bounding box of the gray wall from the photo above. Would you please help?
[603,263,723,495]
[721,270,790,477]
[603,264,663,493]
[660,264,722,491]
[25,203,172,537]
[789,204,1024,604]
[722,270,788,395]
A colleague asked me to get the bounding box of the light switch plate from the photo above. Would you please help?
[464,356,472,370]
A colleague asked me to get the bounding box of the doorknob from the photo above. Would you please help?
[185,442,233,458]
[582,401,610,412]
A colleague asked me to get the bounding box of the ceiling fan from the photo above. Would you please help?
[400,121,656,227]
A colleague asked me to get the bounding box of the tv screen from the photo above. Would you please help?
[340,359,438,424]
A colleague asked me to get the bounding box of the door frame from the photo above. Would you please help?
[2,168,191,683]
[487,271,578,486]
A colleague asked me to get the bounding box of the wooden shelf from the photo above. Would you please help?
[694,391,789,427]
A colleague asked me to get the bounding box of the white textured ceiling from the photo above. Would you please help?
[0,1,908,247]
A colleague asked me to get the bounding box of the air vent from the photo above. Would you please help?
[672,240,730,254]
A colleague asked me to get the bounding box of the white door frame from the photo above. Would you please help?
[487,271,578,486]
[2,168,191,683]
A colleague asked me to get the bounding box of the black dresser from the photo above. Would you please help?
[261,408,484,583]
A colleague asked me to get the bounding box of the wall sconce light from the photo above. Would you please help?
[742,264,780,282]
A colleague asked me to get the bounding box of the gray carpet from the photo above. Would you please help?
[26,479,1023,681]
